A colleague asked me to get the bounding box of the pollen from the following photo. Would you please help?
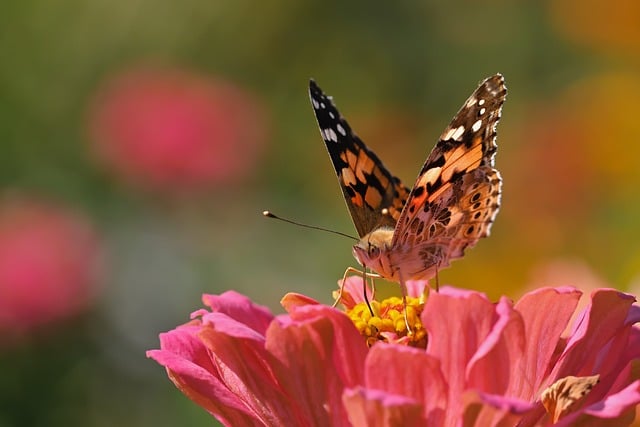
[345,296,427,348]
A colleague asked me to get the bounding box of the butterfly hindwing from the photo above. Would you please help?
[309,80,410,238]
[389,74,506,277]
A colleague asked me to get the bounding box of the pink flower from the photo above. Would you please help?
[148,283,640,426]
[0,197,103,337]
[87,66,269,194]
[148,291,367,426]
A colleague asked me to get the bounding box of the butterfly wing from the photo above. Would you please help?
[390,74,506,279]
[309,80,410,238]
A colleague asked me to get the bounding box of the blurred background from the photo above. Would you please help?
[1,0,639,425]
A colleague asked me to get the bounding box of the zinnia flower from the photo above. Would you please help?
[148,278,640,426]
[87,66,269,194]
[0,197,103,337]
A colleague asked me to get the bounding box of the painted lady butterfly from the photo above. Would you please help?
[309,74,506,292]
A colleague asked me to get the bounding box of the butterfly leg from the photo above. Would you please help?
[401,285,413,336]
[332,267,380,308]
[398,272,413,336]
[435,264,440,292]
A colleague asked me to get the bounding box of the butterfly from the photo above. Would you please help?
[309,74,506,293]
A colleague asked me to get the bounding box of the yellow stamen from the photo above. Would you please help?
[345,296,427,348]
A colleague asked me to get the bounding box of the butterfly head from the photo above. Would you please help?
[352,227,395,279]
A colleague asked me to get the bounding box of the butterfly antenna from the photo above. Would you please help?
[262,211,358,241]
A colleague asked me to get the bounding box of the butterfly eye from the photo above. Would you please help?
[368,244,381,258]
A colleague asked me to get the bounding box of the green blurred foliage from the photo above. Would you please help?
[1,0,639,425]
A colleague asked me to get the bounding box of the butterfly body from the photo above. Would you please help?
[309,75,506,286]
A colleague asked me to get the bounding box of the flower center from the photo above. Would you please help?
[345,296,427,348]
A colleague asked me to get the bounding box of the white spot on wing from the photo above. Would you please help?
[337,123,347,136]
[325,128,338,142]
[479,107,486,115]
[320,102,325,109]
[466,97,477,108]
[443,125,466,141]
[451,125,465,141]
[312,99,320,109]
[478,99,486,106]
[329,112,335,119]
[471,120,482,132]
[442,127,455,140]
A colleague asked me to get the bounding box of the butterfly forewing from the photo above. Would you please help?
[309,80,410,238]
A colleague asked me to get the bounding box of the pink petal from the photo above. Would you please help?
[201,291,273,335]
[605,360,640,403]
[266,304,368,426]
[196,322,297,427]
[404,280,429,297]
[620,326,640,364]
[280,292,319,313]
[588,326,637,401]
[286,304,368,388]
[476,391,536,413]
[583,380,640,418]
[343,387,426,427]
[156,323,218,374]
[551,289,636,381]
[466,297,526,395]
[339,276,374,307]
[147,327,260,426]
[189,310,303,426]
[462,391,535,427]
[422,288,497,424]
[513,287,582,397]
[151,353,260,426]
[364,344,447,424]
[199,312,267,342]
[626,305,640,324]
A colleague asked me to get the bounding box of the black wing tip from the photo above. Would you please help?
[309,78,320,91]
[309,79,324,99]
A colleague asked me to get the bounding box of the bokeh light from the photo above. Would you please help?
[88,66,269,195]
[550,0,640,57]
[0,196,102,338]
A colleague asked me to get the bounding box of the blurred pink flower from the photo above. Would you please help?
[88,66,268,194]
[148,284,640,426]
[0,197,102,336]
